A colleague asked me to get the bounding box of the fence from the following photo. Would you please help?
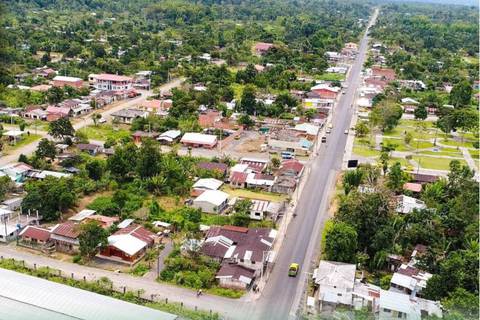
[0,256,219,319]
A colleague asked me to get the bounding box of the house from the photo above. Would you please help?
[246,173,275,191]
[52,76,84,88]
[2,197,23,211]
[357,97,373,108]
[25,169,71,180]
[278,159,304,178]
[344,42,358,51]
[230,171,248,189]
[310,84,341,99]
[313,260,356,311]
[138,99,171,115]
[201,225,277,271]
[92,73,133,91]
[294,123,320,137]
[197,162,228,177]
[34,67,56,78]
[192,190,229,214]
[271,175,297,194]
[76,143,101,155]
[68,209,96,222]
[215,262,256,289]
[390,264,432,296]
[0,162,33,182]
[30,84,52,92]
[398,80,426,91]
[248,199,283,221]
[379,290,442,320]
[18,225,51,247]
[240,157,268,173]
[157,130,182,144]
[371,66,396,81]
[3,130,25,144]
[267,130,313,156]
[254,42,275,55]
[181,132,217,149]
[85,215,119,229]
[50,222,80,253]
[131,131,160,143]
[100,224,156,264]
[403,182,422,193]
[192,178,223,195]
[46,106,71,121]
[325,51,344,62]
[61,99,92,116]
[23,108,48,120]
[401,98,420,113]
[111,109,148,124]
[396,195,426,214]
[410,173,438,184]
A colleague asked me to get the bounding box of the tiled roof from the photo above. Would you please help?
[197,162,228,174]
[19,226,51,242]
[51,222,80,239]
[114,224,155,246]
[230,171,248,184]
[216,262,255,281]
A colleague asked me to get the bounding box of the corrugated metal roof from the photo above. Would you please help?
[0,268,177,320]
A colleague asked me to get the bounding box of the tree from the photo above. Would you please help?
[386,162,408,193]
[449,80,472,107]
[92,113,102,126]
[232,199,252,227]
[86,159,105,181]
[238,85,257,115]
[22,176,77,221]
[355,121,370,137]
[369,100,403,132]
[237,114,255,128]
[379,143,396,175]
[78,221,108,261]
[324,221,358,263]
[136,138,162,178]
[46,86,64,104]
[270,156,281,169]
[342,169,364,195]
[0,176,13,201]
[107,143,138,180]
[35,138,57,160]
[48,118,75,140]
[414,105,428,120]
[404,132,413,145]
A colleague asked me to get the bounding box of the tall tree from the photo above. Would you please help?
[35,138,57,160]
[78,221,108,261]
[324,221,358,263]
[48,118,75,140]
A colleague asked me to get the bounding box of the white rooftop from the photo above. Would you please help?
[117,218,134,229]
[0,268,177,320]
[181,132,217,145]
[396,195,426,214]
[313,260,356,290]
[294,123,320,136]
[193,190,229,206]
[193,178,223,190]
[68,209,96,222]
[108,234,147,256]
[53,75,82,82]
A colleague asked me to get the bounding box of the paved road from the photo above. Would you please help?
[248,9,379,320]
[0,78,184,167]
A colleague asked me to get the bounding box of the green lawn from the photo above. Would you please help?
[3,133,41,154]
[221,185,287,202]
[77,124,131,142]
[352,145,379,157]
[469,149,480,159]
[382,138,408,151]
[315,73,345,81]
[389,157,411,169]
[420,148,463,157]
[413,156,466,171]
[439,138,475,148]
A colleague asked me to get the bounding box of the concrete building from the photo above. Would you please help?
[92,73,133,91]
[192,190,229,214]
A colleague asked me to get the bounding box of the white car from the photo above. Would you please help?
[98,117,107,123]
[344,129,349,135]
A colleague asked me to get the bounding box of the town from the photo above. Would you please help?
[0,1,478,320]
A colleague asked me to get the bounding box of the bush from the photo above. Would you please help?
[207,287,244,299]
[130,263,150,277]
[87,196,120,216]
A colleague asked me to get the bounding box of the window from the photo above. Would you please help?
[337,293,342,296]
[383,308,391,313]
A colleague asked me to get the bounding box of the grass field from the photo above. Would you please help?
[221,185,287,202]
[469,149,480,159]
[3,133,41,154]
[315,73,345,81]
[77,124,131,142]
[413,156,466,171]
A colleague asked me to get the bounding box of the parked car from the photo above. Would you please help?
[321,136,327,143]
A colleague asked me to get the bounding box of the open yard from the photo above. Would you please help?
[2,133,41,154]
[221,185,288,202]
[412,156,466,171]
[77,124,131,142]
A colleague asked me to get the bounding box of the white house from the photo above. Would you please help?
[192,178,223,191]
[314,260,356,310]
[192,190,229,214]
[180,132,217,149]
[379,290,442,320]
[390,264,432,296]
[396,195,426,214]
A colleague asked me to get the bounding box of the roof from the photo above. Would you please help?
[46,106,70,115]
[108,234,147,256]
[379,290,417,315]
[181,132,217,145]
[279,159,304,175]
[193,178,223,190]
[216,263,256,283]
[95,73,133,82]
[310,84,341,93]
[197,161,228,174]
[0,267,177,320]
[411,173,438,183]
[294,123,320,136]
[158,130,181,140]
[255,42,274,51]
[53,76,82,82]
[132,131,160,138]
[230,171,248,184]
[396,195,426,214]
[19,225,51,242]
[250,199,270,212]
[401,97,420,105]
[76,143,100,151]
[403,182,422,193]
[240,157,268,172]
[111,108,147,118]
[202,226,276,262]
[113,224,156,246]
[87,215,119,225]
[51,222,80,239]
[69,209,96,222]
[313,260,356,290]
[117,219,134,229]
[194,190,229,206]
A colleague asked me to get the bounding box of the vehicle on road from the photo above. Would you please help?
[288,263,299,277]
[99,117,107,123]
[328,123,333,129]
[344,129,348,134]
[321,136,327,143]
[281,151,295,159]
[326,129,331,134]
